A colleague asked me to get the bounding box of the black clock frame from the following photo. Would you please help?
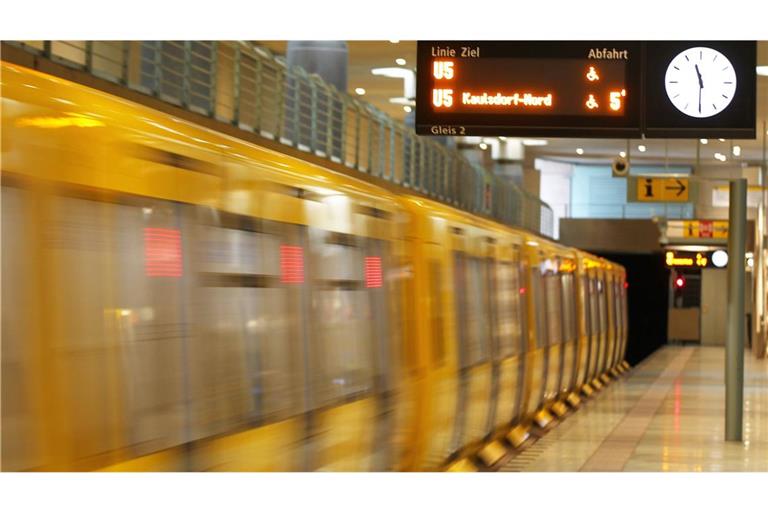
[643,41,756,138]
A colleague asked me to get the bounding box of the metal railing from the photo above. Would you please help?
[5,40,555,238]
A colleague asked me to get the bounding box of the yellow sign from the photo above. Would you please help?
[667,220,729,240]
[636,177,689,202]
[666,251,708,268]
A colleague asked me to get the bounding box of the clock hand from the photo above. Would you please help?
[695,64,704,89]
[699,86,702,114]
[695,64,704,113]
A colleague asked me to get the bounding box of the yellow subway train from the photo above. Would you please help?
[0,62,628,472]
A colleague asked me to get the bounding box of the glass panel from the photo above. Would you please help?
[430,261,446,365]
[561,273,576,343]
[589,277,599,338]
[454,253,491,368]
[495,261,518,358]
[466,257,491,365]
[532,271,547,349]
[599,278,608,335]
[544,272,563,346]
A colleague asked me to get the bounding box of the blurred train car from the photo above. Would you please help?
[0,62,628,472]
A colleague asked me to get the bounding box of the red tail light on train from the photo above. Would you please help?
[280,245,305,284]
[144,228,183,277]
[365,256,383,288]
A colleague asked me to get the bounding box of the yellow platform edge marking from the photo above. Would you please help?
[566,392,581,408]
[551,401,569,418]
[506,425,530,448]
[478,441,507,467]
[446,458,478,472]
[534,408,554,428]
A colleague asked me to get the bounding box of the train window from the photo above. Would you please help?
[429,260,446,366]
[561,273,577,343]
[531,269,547,349]
[598,278,608,336]
[518,257,529,354]
[614,281,620,337]
[589,277,599,337]
[580,275,590,340]
[454,252,491,368]
[622,281,629,339]
[495,260,520,358]
[544,271,563,346]
[310,228,375,405]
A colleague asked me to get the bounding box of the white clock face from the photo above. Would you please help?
[664,47,737,118]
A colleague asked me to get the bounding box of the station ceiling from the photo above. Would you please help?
[258,40,768,168]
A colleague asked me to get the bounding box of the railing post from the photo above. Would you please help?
[292,72,300,147]
[389,122,396,182]
[309,78,318,153]
[338,95,346,164]
[182,41,191,108]
[354,103,361,170]
[121,41,130,85]
[85,41,93,73]
[366,110,374,173]
[153,41,162,97]
[232,44,241,126]
[327,85,336,160]
[274,62,284,141]
[254,50,263,133]
[209,41,218,117]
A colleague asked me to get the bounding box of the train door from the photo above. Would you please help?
[306,227,395,471]
[598,270,611,376]
[603,272,617,373]
[190,210,305,471]
[620,273,629,364]
[449,235,493,454]
[484,239,502,437]
[574,262,592,390]
[490,243,527,431]
[522,248,548,417]
[560,265,578,395]
[419,238,459,469]
[586,270,600,383]
[543,256,564,403]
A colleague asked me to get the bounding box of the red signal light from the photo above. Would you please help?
[519,287,526,295]
[675,277,685,288]
[624,281,629,289]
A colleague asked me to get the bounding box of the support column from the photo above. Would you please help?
[725,178,747,442]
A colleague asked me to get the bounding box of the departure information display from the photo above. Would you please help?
[416,41,756,139]
[416,41,642,137]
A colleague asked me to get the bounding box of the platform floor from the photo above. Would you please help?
[499,346,768,471]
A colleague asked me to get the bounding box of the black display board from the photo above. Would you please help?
[416,41,756,139]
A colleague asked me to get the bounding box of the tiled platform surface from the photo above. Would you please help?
[499,346,768,471]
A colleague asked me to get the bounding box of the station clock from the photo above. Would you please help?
[664,47,737,119]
